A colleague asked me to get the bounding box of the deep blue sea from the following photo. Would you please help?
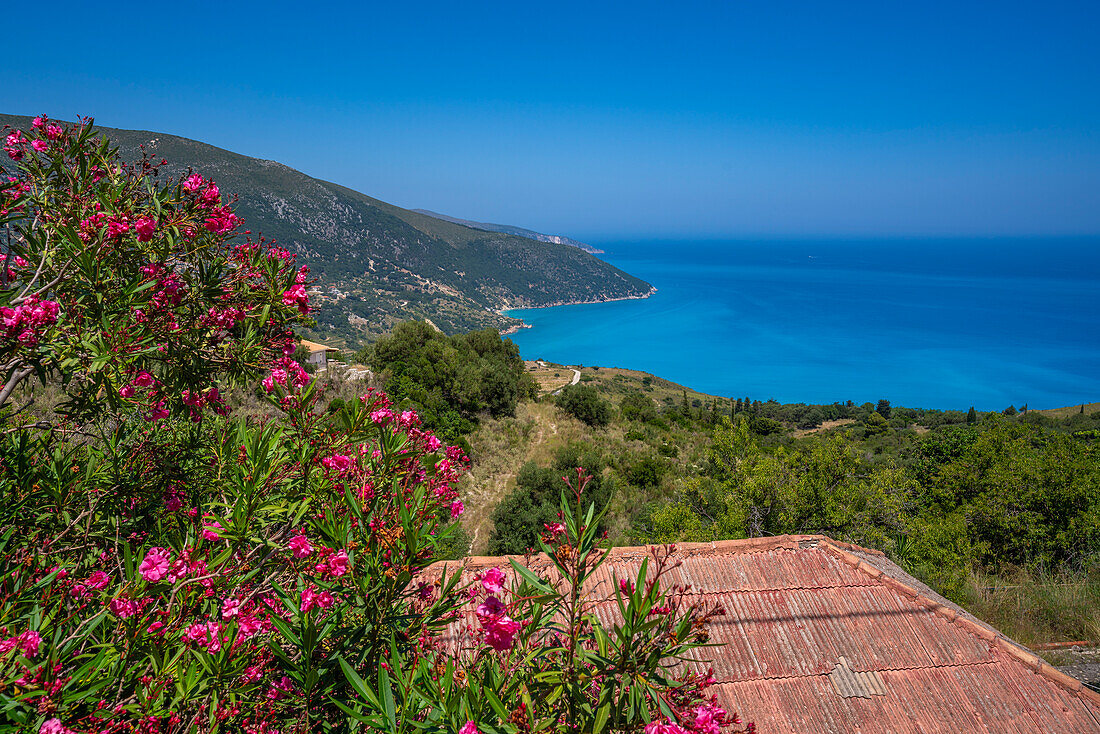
[504,238,1100,411]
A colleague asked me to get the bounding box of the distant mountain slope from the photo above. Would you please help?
[412,209,603,254]
[0,114,651,345]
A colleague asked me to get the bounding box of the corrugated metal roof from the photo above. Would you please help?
[429,536,1100,732]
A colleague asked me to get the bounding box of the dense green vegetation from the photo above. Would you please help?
[446,361,1100,651]
[640,414,1100,597]
[489,444,612,554]
[557,383,612,427]
[362,321,536,444]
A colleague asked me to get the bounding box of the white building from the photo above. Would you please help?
[299,339,339,368]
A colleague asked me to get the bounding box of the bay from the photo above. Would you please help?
[503,238,1100,410]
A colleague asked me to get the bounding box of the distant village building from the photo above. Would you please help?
[299,339,339,368]
[429,536,1100,732]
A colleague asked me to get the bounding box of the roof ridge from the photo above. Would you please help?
[713,657,1005,684]
[449,535,835,570]
[816,538,1100,708]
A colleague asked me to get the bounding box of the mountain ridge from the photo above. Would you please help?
[0,113,652,345]
[411,209,603,254]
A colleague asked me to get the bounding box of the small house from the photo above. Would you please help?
[299,339,339,368]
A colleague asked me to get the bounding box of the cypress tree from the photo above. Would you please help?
[967,406,977,424]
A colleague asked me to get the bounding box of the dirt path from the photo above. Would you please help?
[459,403,566,554]
[553,369,581,395]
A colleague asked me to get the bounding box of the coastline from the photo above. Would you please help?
[496,286,657,336]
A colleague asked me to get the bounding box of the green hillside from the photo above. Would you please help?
[0,114,652,344]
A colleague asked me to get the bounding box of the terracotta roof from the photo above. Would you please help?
[430,535,1100,733]
[299,339,339,353]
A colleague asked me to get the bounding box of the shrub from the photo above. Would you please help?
[0,116,306,422]
[557,384,611,427]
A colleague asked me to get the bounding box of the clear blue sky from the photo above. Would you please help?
[3,1,1098,239]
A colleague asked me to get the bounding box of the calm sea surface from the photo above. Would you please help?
[504,238,1100,411]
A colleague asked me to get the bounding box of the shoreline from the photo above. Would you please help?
[496,286,657,335]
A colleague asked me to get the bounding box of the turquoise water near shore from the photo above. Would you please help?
[504,238,1100,410]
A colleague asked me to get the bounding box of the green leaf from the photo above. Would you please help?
[508,558,554,594]
[338,657,381,707]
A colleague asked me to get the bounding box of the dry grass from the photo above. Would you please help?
[459,401,580,553]
[524,361,575,395]
[1038,402,1100,418]
[792,418,856,438]
[959,567,1100,653]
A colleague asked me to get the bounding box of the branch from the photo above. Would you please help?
[13,225,50,303]
[0,365,36,411]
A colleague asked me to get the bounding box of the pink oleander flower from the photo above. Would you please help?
[40,718,74,734]
[693,704,727,734]
[267,675,293,700]
[328,550,350,577]
[476,595,521,652]
[450,498,465,519]
[301,586,334,613]
[147,401,169,422]
[370,408,394,424]
[1,630,42,658]
[118,384,135,398]
[237,612,264,639]
[44,124,62,140]
[222,597,241,619]
[301,586,319,613]
[459,723,480,734]
[202,520,223,541]
[321,454,353,475]
[134,216,156,242]
[288,534,312,558]
[619,578,635,594]
[201,183,220,205]
[183,173,204,192]
[139,547,171,582]
[107,217,130,238]
[643,719,689,734]
[280,284,309,313]
[167,557,189,583]
[109,597,141,618]
[132,370,155,387]
[480,567,506,595]
[20,630,40,657]
[426,435,442,451]
[30,139,48,152]
[241,664,264,683]
[544,522,566,539]
[85,570,110,590]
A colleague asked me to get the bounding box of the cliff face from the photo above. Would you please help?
[0,114,649,345]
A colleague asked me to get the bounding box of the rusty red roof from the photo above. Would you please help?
[430,535,1100,733]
